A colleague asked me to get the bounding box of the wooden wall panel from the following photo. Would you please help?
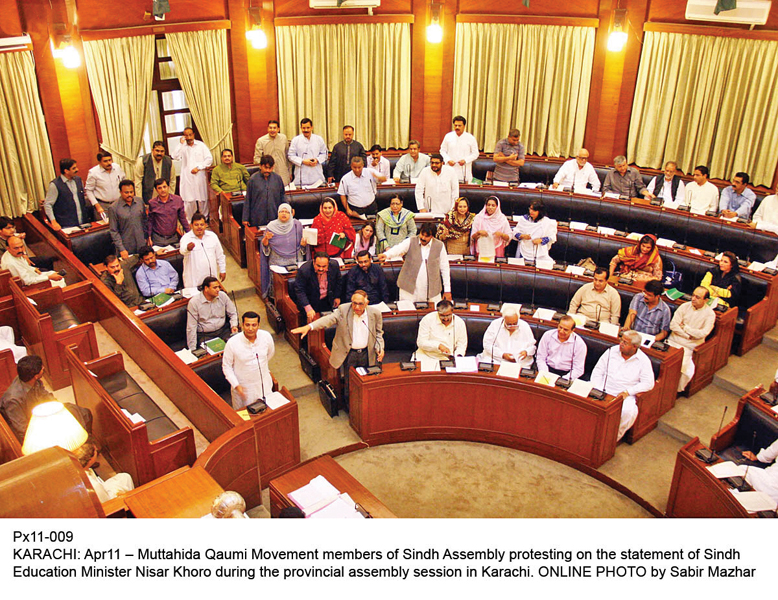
[76,0,229,31]
[647,0,778,30]
[0,0,23,37]
[458,0,599,17]
[274,0,411,18]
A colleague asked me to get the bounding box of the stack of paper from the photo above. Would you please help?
[302,228,318,245]
[533,308,556,321]
[61,226,81,235]
[569,221,588,231]
[730,490,778,513]
[565,265,586,276]
[454,356,478,373]
[374,302,391,313]
[468,304,481,312]
[706,461,746,479]
[656,238,676,248]
[265,391,291,410]
[567,313,587,327]
[381,180,396,186]
[396,300,416,312]
[447,254,464,262]
[419,356,439,372]
[308,493,365,519]
[603,192,621,200]
[519,182,540,189]
[597,226,616,236]
[152,244,176,253]
[507,257,525,266]
[536,258,554,271]
[663,200,681,210]
[535,371,559,387]
[497,361,521,379]
[299,218,314,226]
[598,322,620,338]
[748,262,766,272]
[568,379,594,398]
[491,181,509,188]
[288,475,341,516]
[175,348,199,365]
[181,287,198,298]
[269,265,289,274]
[720,215,738,223]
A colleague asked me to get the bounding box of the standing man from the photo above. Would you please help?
[288,118,328,187]
[134,141,175,203]
[646,161,684,205]
[146,178,190,246]
[590,330,655,441]
[492,129,525,184]
[345,250,389,305]
[292,290,384,410]
[186,276,238,352]
[85,151,126,213]
[378,222,452,304]
[535,316,587,380]
[719,172,756,219]
[415,299,467,362]
[210,149,250,194]
[440,115,479,184]
[327,125,367,184]
[366,145,390,181]
[552,149,601,192]
[668,286,716,392]
[393,140,430,183]
[623,279,672,342]
[180,212,226,289]
[568,268,622,325]
[44,158,103,230]
[254,120,291,186]
[108,180,147,259]
[603,156,653,199]
[171,127,213,221]
[223,311,275,409]
[243,156,286,228]
[414,154,459,214]
[294,252,343,323]
[478,304,536,367]
[338,157,378,218]
[682,165,719,215]
[101,254,143,307]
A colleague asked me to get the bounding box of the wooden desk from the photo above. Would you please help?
[665,438,753,518]
[269,455,397,518]
[350,363,623,469]
[122,466,224,518]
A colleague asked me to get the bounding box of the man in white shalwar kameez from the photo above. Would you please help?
[414,300,467,363]
[222,312,275,410]
[75,442,134,503]
[171,128,213,221]
[179,213,226,289]
[743,435,778,503]
[477,304,535,368]
[0,325,26,363]
[440,115,479,183]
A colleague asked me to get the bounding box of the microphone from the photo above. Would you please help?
[529,243,538,311]
[255,353,267,400]
[488,317,503,369]
[733,431,758,492]
[359,315,381,368]
[596,304,602,324]
[696,406,727,463]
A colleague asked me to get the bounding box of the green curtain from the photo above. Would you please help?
[0,51,55,216]
[453,22,595,155]
[275,22,411,149]
[167,29,234,157]
[83,35,155,177]
[628,31,778,186]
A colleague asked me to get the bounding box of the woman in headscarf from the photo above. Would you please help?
[512,200,557,261]
[312,197,355,258]
[376,195,416,252]
[259,203,308,298]
[609,234,663,282]
[701,250,742,308]
[470,196,513,257]
[354,220,377,256]
[437,197,475,255]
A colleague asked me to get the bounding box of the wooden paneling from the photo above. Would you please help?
[458,0,599,16]
[75,0,229,31]
[0,0,23,37]
[648,0,778,30]
[274,0,411,18]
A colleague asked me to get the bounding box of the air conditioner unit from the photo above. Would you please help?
[309,0,381,8]
[0,34,32,52]
[685,1,772,25]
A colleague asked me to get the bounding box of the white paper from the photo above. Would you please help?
[419,356,439,372]
[575,187,600,196]
[663,200,681,210]
[731,490,778,513]
[302,228,318,245]
[175,348,198,365]
[507,257,525,266]
[535,371,559,387]
[656,238,676,248]
[298,218,314,226]
[597,226,616,236]
[714,252,724,261]
[121,408,145,424]
[265,391,290,410]
[134,309,145,316]
[748,261,766,272]
[565,265,586,276]
[536,258,554,271]
[626,232,643,241]
[454,356,478,373]
[639,333,656,348]
[27,298,37,306]
[690,206,706,216]
[706,461,747,479]
[533,308,556,321]
[477,234,496,257]
[61,226,81,235]
[269,265,288,274]
[568,379,594,398]
[381,179,396,186]
[285,182,296,192]
[598,322,620,338]
[491,180,509,188]
[288,475,341,515]
[603,192,621,199]
[567,312,587,327]
[396,300,416,312]
[569,221,588,231]
[374,302,391,313]
[152,244,175,253]
[447,254,464,262]
[688,248,702,256]
[772,405,778,415]
[181,287,198,298]
[720,215,738,223]
[518,182,540,189]
[308,493,364,519]
[497,361,521,379]
[302,179,324,190]
[468,304,481,312]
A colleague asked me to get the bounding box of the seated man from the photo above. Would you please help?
[294,251,343,323]
[568,268,621,325]
[535,315,587,380]
[0,355,91,442]
[135,246,179,298]
[101,254,143,308]
[682,165,719,215]
[602,156,653,199]
[667,286,715,392]
[345,250,389,306]
[0,325,27,363]
[210,148,250,194]
[646,161,684,205]
[743,437,778,503]
[0,217,52,270]
[552,148,601,192]
[719,172,755,219]
[146,178,190,246]
[623,279,671,342]
[292,290,384,410]
[393,139,430,183]
[477,304,535,367]
[414,299,467,363]
[186,276,238,351]
[73,441,134,503]
[591,331,655,441]
[378,222,452,304]
[751,190,778,234]
[108,180,147,258]
[1,235,64,288]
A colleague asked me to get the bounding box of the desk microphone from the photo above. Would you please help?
[488,317,503,369]
[695,405,727,463]
[255,353,267,400]
[731,431,758,492]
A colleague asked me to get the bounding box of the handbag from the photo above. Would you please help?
[662,259,683,288]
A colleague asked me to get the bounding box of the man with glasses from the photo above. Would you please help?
[647,161,684,205]
[478,304,536,368]
[667,286,715,392]
[393,140,430,183]
[535,315,587,380]
[552,148,601,193]
[414,299,467,363]
[292,290,384,411]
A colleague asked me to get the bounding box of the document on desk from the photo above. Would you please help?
[597,226,616,236]
[748,261,766,272]
[535,258,554,271]
[447,254,464,262]
[730,490,778,513]
[61,226,82,235]
[535,371,559,387]
[598,322,620,338]
[507,257,525,266]
[568,379,594,398]
[567,313,587,328]
[706,461,746,479]
[175,348,198,365]
[309,493,365,519]
[497,361,521,379]
[656,238,676,248]
[419,356,440,372]
[454,356,478,373]
[288,475,341,516]
[626,232,643,241]
[374,302,391,313]
[269,265,288,274]
[396,300,416,312]
[265,391,290,410]
[639,333,656,348]
[533,308,556,321]
[565,265,586,276]
[569,221,588,231]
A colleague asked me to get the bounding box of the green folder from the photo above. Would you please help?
[664,288,684,300]
[204,337,226,354]
[151,292,171,307]
[329,232,347,250]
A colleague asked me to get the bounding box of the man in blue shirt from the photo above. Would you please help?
[135,246,179,297]
[719,172,756,219]
[345,250,389,306]
[622,279,671,341]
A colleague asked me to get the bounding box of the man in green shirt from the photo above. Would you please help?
[210,149,249,193]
